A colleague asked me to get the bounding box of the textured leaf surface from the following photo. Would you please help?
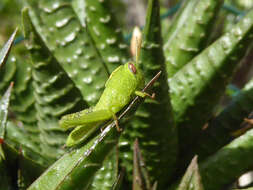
[87,147,118,190]
[23,8,88,161]
[85,0,130,72]
[0,84,45,190]
[193,77,253,161]
[170,9,253,157]
[177,156,204,190]
[0,84,14,190]
[1,136,46,190]
[27,119,119,190]
[24,0,109,105]
[5,121,52,167]
[120,0,177,188]
[163,0,198,42]
[0,83,13,148]
[164,0,223,78]
[0,29,17,68]
[0,53,39,144]
[199,127,253,190]
[132,139,152,190]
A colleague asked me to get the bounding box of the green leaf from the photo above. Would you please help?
[199,127,253,190]
[84,0,130,72]
[5,121,52,167]
[170,9,253,159]
[163,0,198,42]
[1,137,46,190]
[0,29,17,68]
[193,77,253,161]
[0,83,13,159]
[177,156,204,190]
[164,0,223,78]
[0,156,15,190]
[87,147,118,190]
[0,55,38,136]
[132,139,152,190]
[120,0,177,187]
[111,169,125,190]
[24,0,110,105]
[22,7,89,160]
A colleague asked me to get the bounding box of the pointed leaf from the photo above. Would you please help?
[199,127,253,190]
[111,169,125,190]
[164,0,224,78]
[0,83,13,159]
[0,29,17,68]
[1,136,46,190]
[178,156,204,190]
[133,139,152,190]
[120,0,177,187]
[170,9,253,159]
[193,77,253,161]
[88,147,118,190]
[85,0,130,72]
[22,7,89,160]
[0,157,14,190]
[24,0,109,105]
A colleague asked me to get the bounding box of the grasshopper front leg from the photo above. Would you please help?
[135,90,155,99]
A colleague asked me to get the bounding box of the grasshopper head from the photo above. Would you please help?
[127,61,144,89]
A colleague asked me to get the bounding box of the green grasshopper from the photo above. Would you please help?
[59,35,154,146]
[59,61,154,147]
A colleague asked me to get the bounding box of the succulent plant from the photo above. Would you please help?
[0,0,253,190]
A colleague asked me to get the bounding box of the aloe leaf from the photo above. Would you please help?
[0,84,14,190]
[177,156,204,190]
[111,169,125,190]
[164,0,198,46]
[22,7,89,160]
[87,147,118,190]
[164,0,224,78]
[193,77,253,161]
[0,55,38,136]
[0,29,17,68]
[199,127,253,190]
[170,9,253,157]
[0,39,39,144]
[0,83,44,190]
[0,150,16,190]
[132,139,152,190]
[17,152,46,190]
[120,0,177,187]
[0,56,16,92]
[5,121,52,167]
[1,136,46,190]
[84,0,130,72]
[0,83,13,159]
[24,0,109,105]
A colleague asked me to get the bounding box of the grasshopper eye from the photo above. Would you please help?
[128,63,137,74]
